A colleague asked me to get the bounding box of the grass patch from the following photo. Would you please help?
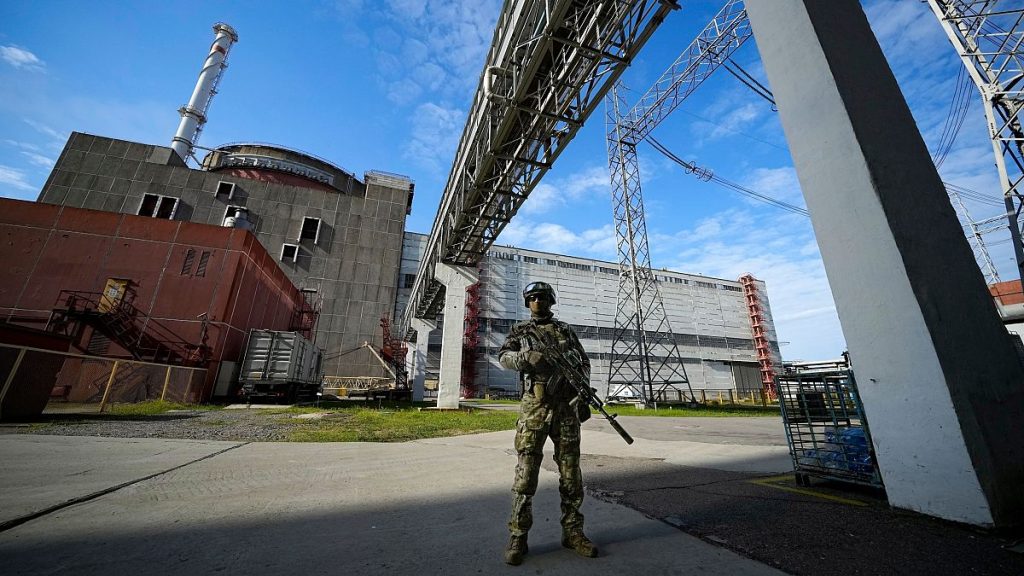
[603,403,780,417]
[108,400,222,416]
[288,406,519,442]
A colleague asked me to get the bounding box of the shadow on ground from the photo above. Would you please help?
[576,454,1024,576]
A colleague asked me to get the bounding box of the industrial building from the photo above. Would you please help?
[396,232,781,400]
[32,132,413,384]
[0,198,309,402]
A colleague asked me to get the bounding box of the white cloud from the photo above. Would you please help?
[403,102,464,173]
[708,101,762,139]
[740,166,806,206]
[521,165,608,215]
[340,0,501,105]
[23,118,64,142]
[21,151,54,168]
[500,220,617,259]
[0,45,44,71]
[0,165,37,191]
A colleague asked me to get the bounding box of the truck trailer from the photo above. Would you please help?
[238,330,323,403]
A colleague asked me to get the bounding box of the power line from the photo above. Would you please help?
[645,136,810,217]
[933,65,974,169]
[722,58,776,108]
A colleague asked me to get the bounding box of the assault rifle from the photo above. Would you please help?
[526,325,634,445]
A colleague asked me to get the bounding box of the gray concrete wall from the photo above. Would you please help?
[37,132,412,380]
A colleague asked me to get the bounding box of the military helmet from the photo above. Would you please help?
[523,281,556,306]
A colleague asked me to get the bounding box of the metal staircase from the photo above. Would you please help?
[47,288,210,366]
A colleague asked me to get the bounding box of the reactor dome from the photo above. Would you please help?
[201,143,358,193]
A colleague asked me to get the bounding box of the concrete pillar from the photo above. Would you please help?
[410,318,436,403]
[747,0,1024,527]
[433,263,479,409]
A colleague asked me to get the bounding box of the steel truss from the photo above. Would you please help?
[928,1,1024,280]
[605,0,750,404]
[949,190,1003,284]
[401,0,679,336]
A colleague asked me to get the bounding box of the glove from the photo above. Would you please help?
[523,350,550,372]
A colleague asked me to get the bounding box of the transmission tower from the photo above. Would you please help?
[949,189,1003,284]
[928,1,1024,281]
[604,0,751,405]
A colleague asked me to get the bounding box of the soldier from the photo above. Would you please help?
[498,281,598,566]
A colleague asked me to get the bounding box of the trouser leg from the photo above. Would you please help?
[509,424,546,536]
[552,412,584,532]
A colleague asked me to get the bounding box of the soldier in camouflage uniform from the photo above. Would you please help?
[498,281,598,566]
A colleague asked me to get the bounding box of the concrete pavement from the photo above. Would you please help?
[0,420,789,576]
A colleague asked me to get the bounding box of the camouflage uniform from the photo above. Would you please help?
[498,315,591,538]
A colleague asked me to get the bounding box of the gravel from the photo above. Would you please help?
[2,409,336,442]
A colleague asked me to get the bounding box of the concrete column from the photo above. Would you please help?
[410,318,437,403]
[747,0,1024,527]
[433,263,479,409]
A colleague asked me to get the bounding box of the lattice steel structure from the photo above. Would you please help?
[949,190,1003,284]
[604,0,751,403]
[401,0,679,336]
[928,1,1024,280]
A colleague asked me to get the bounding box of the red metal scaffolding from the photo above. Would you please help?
[461,265,483,398]
[740,274,777,399]
[379,315,409,394]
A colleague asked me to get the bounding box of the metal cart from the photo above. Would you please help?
[776,358,883,488]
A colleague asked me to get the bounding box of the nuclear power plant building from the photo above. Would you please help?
[396,232,782,399]
[35,132,413,381]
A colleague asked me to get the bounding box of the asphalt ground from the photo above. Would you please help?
[1,414,1022,575]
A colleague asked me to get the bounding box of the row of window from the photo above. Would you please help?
[181,249,212,277]
[135,182,324,264]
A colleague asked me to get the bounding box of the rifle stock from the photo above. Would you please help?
[527,325,634,445]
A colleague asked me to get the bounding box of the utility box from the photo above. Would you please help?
[238,330,322,403]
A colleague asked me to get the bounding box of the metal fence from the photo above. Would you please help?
[0,343,207,417]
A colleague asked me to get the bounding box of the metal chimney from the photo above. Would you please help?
[171,22,238,163]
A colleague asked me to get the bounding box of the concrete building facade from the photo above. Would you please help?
[396,232,781,399]
[35,132,414,380]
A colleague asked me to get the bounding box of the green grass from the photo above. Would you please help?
[288,406,519,442]
[107,400,222,416]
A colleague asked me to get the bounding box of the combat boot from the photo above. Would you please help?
[504,534,529,566]
[561,529,598,558]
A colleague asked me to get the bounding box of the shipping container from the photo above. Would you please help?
[238,330,323,403]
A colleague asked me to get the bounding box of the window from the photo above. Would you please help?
[523,256,538,264]
[138,193,179,219]
[403,273,416,289]
[181,249,195,275]
[195,251,211,277]
[299,217,322,244]
[215,181,236,200]
[281,244,299,263]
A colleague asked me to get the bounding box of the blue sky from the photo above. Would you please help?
[0,1,1008,361]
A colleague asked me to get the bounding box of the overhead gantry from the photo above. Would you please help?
[401,0,680,408]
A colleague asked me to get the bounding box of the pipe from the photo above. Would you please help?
[170,22,238,163]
